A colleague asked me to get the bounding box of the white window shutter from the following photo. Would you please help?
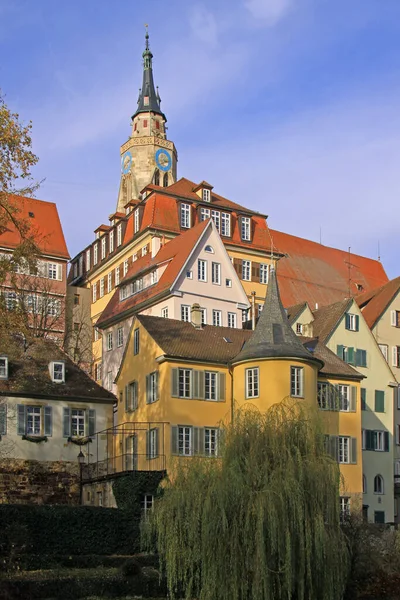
[392,346,398,367]
[57,264,62,281]
[391,310,397,326]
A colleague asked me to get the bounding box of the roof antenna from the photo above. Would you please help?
[378,240,381,262]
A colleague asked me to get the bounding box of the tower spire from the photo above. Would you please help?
[132,26,165,121]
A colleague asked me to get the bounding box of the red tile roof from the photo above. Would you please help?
[97,219,211,327]
[0,195,69,259]
[355,276,400,329]
[270,229,388,309]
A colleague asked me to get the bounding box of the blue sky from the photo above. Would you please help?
[1,0,400,278]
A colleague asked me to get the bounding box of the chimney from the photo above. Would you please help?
[191,303,202,329]
[151,236,162,258]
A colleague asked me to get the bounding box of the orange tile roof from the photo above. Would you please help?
[0,195,69,259]
[355,276,400,329]
[270,229,388,309]
[97,219,211,327]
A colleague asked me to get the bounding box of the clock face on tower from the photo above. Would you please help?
[155,148,172,172]
[121,151,132,174]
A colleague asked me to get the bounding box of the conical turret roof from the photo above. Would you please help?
[132,29,165,121]
[232,267,322,366]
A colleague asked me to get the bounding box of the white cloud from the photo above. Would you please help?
[189,4,218,46]
[244,0,294,25]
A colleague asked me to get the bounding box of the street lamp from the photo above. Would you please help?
[77,450,85,505]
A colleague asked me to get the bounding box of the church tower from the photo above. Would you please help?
[116,28,178,212]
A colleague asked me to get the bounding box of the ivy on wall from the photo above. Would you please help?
[112,471,166,513]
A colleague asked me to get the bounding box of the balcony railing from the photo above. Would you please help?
[82,453,166,481]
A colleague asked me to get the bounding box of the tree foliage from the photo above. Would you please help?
[145,403,349,600]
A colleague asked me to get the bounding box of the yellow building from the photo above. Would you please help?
[82,268,363,511]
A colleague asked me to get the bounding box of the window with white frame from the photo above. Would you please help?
[117,224,122,246]
[227,312,237,328]
[221,212,231,237]
[178,426,192,455]
[260,264,269,284]
[379,344,388,361]
[205,371,218,401]
[391,310,400,327]
[186,270,193,279]
[51,362,65,383]
[213,310,222,327]
[48,263,58,280]
[92,285,97,303]
[290,366,304,398]
[178,369,191,398]
[318,382,330,410]
[205,245,214,253]
[94,362,102,381]
[46,299,61,317]
[107,272,112,293]
[198,259,207,282]
[242,308,250,323]
[107,371,113,390]
[100,278,104,298]
[338,436,350,463]
[4,291,17,311]
[117,327,123,347]
[376,431,385,451]
[346,313,358,331]
[93,244,98,265]
[181,305,190,322]
[109,230,114,253]
[133,328,140,355]
[147,372,158,404]
[212,262,221,285]
[180,203,191,228]
[211,210,220,231]
[142,245,148,256]
[126,381,138,412]
[71,409,85,437]
[86,249,91,270]
[226,278,232,287]
[242,260,251,281]
[204,428,218,456]
[246,367,259,398]
[161,307,168,318]
[107,332,113,351]
[200,207,210,222]
[202,188,211,202]
[374,474,384,494]
[79,255,83,275]
[123,260,128,277]
[200,308,207,325]
[101,237,106,259]
[241,217,251,241]
[115,266,120,285]
[338,385,350,411]
[26,406,41,435]
[296,323,303,335]
[340,497,351,520]
[141,494,154,517]
[148,428,158,458]
[134,209,140,234]
[392,346,400,368]
[151,270,158,285]
[0,357,8,379]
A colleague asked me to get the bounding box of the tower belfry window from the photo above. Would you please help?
[163,172,168,187]
[154,169,160,186]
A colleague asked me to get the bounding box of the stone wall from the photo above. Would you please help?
[0,459,80,505]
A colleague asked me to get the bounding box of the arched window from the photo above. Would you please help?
[205,245,214,253]
[163,172,168,187]
[154,169,160,186]
[362,474,367,494]
[374,474,384,494]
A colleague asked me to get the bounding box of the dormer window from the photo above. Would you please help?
[241,216,251,242]
[93,244,98,265]
[180,203,191,229]
[0,357,8,379]
[134,209,140,234]
[202,189,211,202]
[117,224,122,247]
[51,361,65,383]
[101,237,106,260]
[109,230,114,253]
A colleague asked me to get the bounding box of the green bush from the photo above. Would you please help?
[120,557,142,578]
[0,505,140,557]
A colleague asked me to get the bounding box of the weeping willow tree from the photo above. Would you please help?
[144,402,349,600]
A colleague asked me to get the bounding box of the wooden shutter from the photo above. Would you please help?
[361,388,366,411]
[44,406,52,436]
[392,347,398,367]
[146,375,150,404]
[375,390,385,413]
[56,264,62,281]
[251,262,260,282]
[219,373,226,401]
[329,435,338,461]
[198,428,205,455]
[192,370,200,399]
[366,430,373,451]
[355,315,360,331]
[88,409,96,437]
[391,310,397,326]
[193,427,200,455]
[63,408,71,437]
[17,405,26,435]
[347,347,355,365]
[337,345,344,359]
[233,258,241,277]
[0,404,7,435]
[171,369,179,397]
[384,431,389,452]
[350,438,357,464]
[350,387,357,412]
[345,314,350,329]
[155,372,159,401]
[199,372,205,400]
[171,426,178,455]
[146,431,150,459]
[155,428,159,457]
[373,430,378,451]
[125,385,129,412]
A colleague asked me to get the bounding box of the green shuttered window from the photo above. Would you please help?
[171,368,226,401]
[374,390,385,413]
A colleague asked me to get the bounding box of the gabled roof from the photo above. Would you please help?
[136,315,358,380]
[301,337,364,380]
[311,298,353,343]
[97,219,211,327]
[0,336,115,401]
[270,228,388,309]
[286,302,308,324]
[0,195,69,259]
[233,268,321,366]
[355,276,400,329]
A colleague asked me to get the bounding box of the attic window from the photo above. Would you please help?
[202,189,211,202]
[0,357,8,379]
[205,245,214,253]
[28,212,34,218]
[355,283,364,292]
[223,337,232,343]
[296,323,303,335]
[51,361,65,383]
